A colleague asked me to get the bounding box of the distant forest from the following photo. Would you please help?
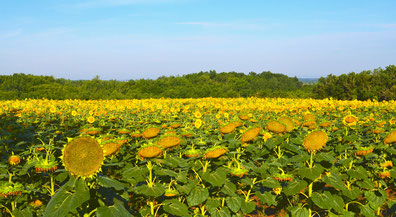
[0,65,394,100]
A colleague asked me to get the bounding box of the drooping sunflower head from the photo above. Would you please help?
[35,158,58,173]
[142,127,161,139]
[303,131,328,152]
[62,137,104,179]
[138,143,163,159]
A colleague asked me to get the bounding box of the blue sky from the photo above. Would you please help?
[0,0,395,80]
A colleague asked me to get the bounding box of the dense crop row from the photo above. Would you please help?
[0,98,395,216]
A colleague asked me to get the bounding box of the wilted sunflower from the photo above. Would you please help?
[102,141,120,157]
[62,137,104,178]
[220,123,236,135]
[35,158,58,173]
[303,131,328,152]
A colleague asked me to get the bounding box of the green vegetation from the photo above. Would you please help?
[314,65,396,101]
[0,65,394,100]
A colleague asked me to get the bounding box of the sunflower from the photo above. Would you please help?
[230,167,249,177]
[102,140,120,157]
[87,116,95,124]
[220,123,236,134]
[303,131,328,152]
[384,130,396,144]
[279,116,295,132]
[62,137,104,178]
[142,127,161,139]
[157,135,181,149]
[194,119,203,129]
[184,148,201,158]
[354,146,374,156]
[204,146,228,159]
[266,121,286,134]
[9,155,21,166]
[0,183,23,198]
[241,127,261,143]
[343,115,358,126]
[35,158,58,173]
[138,143,163,159]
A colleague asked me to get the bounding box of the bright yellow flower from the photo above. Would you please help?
[194,119,203,129]
[87,116,95,124]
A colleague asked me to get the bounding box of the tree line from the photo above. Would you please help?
[0,65,394,100]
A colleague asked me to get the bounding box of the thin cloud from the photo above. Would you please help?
[70,0,178,8]
[0,29,23,39]
[175,21,265,31]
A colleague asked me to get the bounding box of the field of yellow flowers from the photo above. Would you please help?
[0,98,395,217]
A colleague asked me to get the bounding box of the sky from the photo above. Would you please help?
[0,0,395,80]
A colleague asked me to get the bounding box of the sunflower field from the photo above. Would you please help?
[0,98,395,217]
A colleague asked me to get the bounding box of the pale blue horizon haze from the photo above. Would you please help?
[1,0,395,80]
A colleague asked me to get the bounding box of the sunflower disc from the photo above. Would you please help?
[384,130,396,144]
[303,131,328,152]
[221,124,236,134]
[63,137,104,178]
[158,136,181,149]
[241,127,261,143]
[142,127,161,139]
[266,121,286,134]
[279,117,295,132]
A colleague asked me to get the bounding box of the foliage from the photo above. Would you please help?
[0,97,395,216]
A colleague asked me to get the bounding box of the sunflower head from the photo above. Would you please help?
[204,146,228,159]
[142,127,161,139]
[9,155,21,166]
[343,115,358,126]
[138,143,163,159]
[384,130,396,144]
[279,116,295,132]
[241,127,261,143]
[35,158,58,173]
[157,135,181,149]
[303,131,328,152]
[62,137,104,179]
[266,121,286,134]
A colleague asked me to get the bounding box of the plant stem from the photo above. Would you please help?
[50,173,55,197]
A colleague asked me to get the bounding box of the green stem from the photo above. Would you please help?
[50,173,55,197]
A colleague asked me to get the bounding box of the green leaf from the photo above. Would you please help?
[364,190,387,209]
[256,191,277,206]
[260,177,281,188]
[187,186,209,207]
[311,192,333,210]
[12,207,33,217]
[356,179,375,189]
[98,176,124,191]
[96,201,132,217]
[201,169,227,187]
[315,152,336,162]
[43,178,90,217]
[298,165,323,180]
[226,196,242,213]
[289,206,309,217]
[209,207,231,217]
[134,184,165,197]
[206,198,221,212]
[322,173,348,191]
[240,200,255,214]
[331,194,345,213]
[221,181,237,196]
[360,204,375,217]
[341,187,360,200]
[163,199,191,217]
[283,180,308,196]
[347,166,369,179]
